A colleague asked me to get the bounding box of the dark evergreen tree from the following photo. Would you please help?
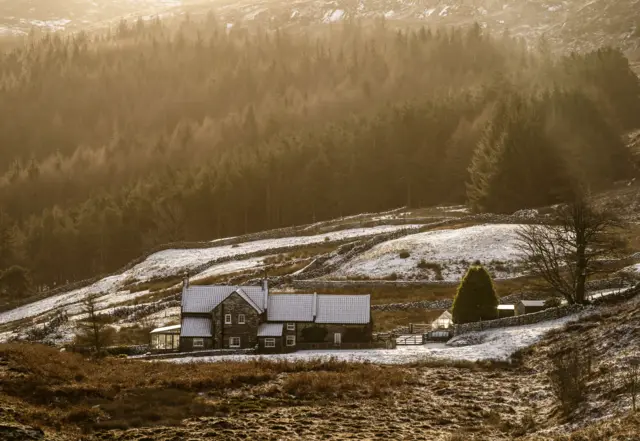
[452,264,499,324]
[0,266,31,298]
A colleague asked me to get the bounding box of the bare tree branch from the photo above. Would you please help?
[516,197,626,304]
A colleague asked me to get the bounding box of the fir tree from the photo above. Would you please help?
[452,263,499,324]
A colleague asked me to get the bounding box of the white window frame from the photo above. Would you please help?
[238,314,246,324]
[225,314,232,324]
[229,337,241,348]
[193,338,204,348]
[286,335,296,347]
[264,338,276,348]
[286,323,295,331]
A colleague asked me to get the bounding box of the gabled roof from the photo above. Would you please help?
[257,323,283,337]
[437,311,453,320]
[315,295,370,324]
[234,287,264,314]
[182,285,266,313]
[519,300,546,307]
[267,294,315,322]
[181,317,212,337]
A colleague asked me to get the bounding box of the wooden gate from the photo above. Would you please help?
[396,334,424,345]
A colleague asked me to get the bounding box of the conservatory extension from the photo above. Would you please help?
[150,324,181,351]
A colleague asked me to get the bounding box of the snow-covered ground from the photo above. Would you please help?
[331,224,525,281]
[165,313,582,365]
[0,224,420,327]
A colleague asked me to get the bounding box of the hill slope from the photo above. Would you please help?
[0,291,638,440]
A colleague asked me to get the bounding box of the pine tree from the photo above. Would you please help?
[452,263,499,324]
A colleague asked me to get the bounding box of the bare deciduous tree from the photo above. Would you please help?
[516,197,626,304]
[75,293,113,354]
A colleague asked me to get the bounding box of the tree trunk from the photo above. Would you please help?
[575,244,587,304]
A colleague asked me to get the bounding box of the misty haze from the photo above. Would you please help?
[0,0,639,440]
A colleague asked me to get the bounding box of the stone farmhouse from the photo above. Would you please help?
[178,278,372,353]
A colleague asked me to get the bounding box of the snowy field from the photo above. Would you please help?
[165,313,582,365]
[331,224,525,281]
[0,224,420,327]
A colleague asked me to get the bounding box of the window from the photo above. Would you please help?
[264,338,276,348]
[229,337,241,348]
[287,323,295,331]
[193,338,204,348]
[238,314,246,324]
[286,335,296,347]
[225,314,232,324]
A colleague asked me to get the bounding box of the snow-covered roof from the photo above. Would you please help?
[181,317,213,337]
[519,300,546,307]
[257,323,283,337]
[498,305,515,310]
[182,285,266,313]
[150,324,181,334]
[267,293,371,324]
[234,287,264,313]
[267,294,315,322]
[315,295,370,324]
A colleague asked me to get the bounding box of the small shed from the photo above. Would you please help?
[150,324,181,351]
[257,323,284,353]
[497,304,515,318]
[515,300,547,316]
[432,311,453,329]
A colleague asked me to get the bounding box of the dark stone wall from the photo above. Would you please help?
[212,292,261,349]
[180,337,214,352]
[297,323,372,344]
[258,336,283,353]
[283,322,297,348]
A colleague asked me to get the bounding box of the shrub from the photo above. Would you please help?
[548,344,592,416]
[399,250,410,259]
[342,327,369,343]
[417,260,444,279]
[544,297,562,308]
[384,272,399,281]
[625,358,640,412]
[301,326,328,343]
[451,264,498,324]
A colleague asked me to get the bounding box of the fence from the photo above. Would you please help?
[396,335,424,345]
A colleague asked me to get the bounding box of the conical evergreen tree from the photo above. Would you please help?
[452,263,499,324]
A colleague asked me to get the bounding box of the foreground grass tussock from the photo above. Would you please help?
[0,343,411,433]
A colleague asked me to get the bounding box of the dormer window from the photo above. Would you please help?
[225,314,232,324]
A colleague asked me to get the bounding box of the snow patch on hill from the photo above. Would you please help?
[331,224,525,281]
[165,313,582,365]
[0,224,420,326]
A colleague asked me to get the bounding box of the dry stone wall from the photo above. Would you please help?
[452,304,585,336]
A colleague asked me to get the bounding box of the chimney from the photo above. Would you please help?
[183,272,190,289]
[262,277,269,311]
[312,292,317,321]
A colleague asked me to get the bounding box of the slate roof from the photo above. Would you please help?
[519,300,546,307]
[182,285,267,313]
[315,295,371,324]
[267,294,315,322]
[257,323,284,337]
[181,317,213,337]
